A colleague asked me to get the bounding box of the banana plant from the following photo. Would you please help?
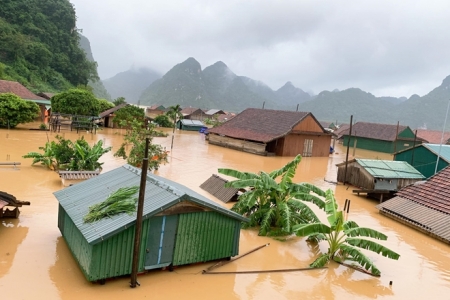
[219,155,328,236]
[293,189,400,276]
[22,142,57,170]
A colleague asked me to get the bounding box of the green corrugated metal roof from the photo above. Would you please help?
[54,164,247,245]
[356,159,425,179]
[422,144,450,163]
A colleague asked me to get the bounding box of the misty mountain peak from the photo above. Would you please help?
[441,75,450,87]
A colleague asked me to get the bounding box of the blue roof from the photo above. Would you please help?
[54,164,247,245]
[422,144,450,163]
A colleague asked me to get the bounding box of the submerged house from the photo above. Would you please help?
[200,174,241,203]
[54,164,247,282]
[336,159,425,201]
[208,108,332,157]
[377,166,450,244]
[0,191,30,218]
[176,119,205,131]
[181,107,205,121]
[0,80,50,121]
[98,103,128,128]
[342,122,422,153]
[394,144,450,178]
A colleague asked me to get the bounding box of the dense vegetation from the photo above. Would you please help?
[0,93,40,128]
[51,89,101,116]
[23,135,111,171]
[0,0,98,93]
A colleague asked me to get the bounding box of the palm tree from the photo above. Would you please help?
[166,104,183,150]
[218,155,328,236]
[293,189,400,276]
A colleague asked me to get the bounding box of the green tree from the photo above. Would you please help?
[166,104,183,149]
[113,96,127,106]
[0,93,40,128]
[97,98,114,113]
[153,114,172,128]
[51,88,99,116]
[114,119,168,171]
[114,105,145,128]
[218,155,327,236]
[293,190,400,276]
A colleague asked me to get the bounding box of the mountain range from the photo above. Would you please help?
[100,56,450,131]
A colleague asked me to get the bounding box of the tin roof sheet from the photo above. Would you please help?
[356,159,424,179]
[54,165,247,244]
[200,175,239,203]
[179,119,205,126]
[377,196,450,243]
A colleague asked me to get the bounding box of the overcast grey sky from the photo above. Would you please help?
[71,0,450,98]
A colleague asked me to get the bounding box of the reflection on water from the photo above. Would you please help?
[0,124,449,299]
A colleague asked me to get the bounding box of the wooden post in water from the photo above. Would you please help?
[411,130,417,166]
[343,115,353,185]
[130,138,149,288]
[393,121,399,154]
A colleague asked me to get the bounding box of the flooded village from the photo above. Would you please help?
[1,118,450,299]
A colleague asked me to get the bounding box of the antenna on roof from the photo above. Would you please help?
[296,104,299,112]
[262,102,265,109]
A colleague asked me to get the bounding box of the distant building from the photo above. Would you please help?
[208,108,332,157]
[180,107,205,120]
[341,122,423,153]
[414,129,450,144]
[176,119,205,131]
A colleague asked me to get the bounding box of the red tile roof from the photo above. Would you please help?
[395,166,450,214]
[208,108,325,143]
[415,129,450,144]
[345,122,408,141]
[0,80,45,100]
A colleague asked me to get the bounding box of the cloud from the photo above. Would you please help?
[71,0,450,97]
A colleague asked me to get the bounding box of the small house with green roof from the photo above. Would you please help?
[342,121,423,153]
[53,164,247,283]
[336,159,425,201]
[394,144,450,178]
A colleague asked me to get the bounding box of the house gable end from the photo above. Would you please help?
[292,114,324,133]
[398,127,416,139]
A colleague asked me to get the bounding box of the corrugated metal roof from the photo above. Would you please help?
[377,196,450,244]
[179,119,205,126]
[200,175,239,203]
[53,165,247,245]
[422,144,450,162]
[58,170,100,180]
[356,159,424,179]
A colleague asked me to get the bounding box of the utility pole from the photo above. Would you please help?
[130,138,149,288]
[434,100,450,175]
[343,115,353,185]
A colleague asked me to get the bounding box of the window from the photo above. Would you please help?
[303,139,313,157]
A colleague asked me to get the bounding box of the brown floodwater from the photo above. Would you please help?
[1,123,449,299]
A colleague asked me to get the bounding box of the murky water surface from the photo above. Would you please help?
[1,124,449,299]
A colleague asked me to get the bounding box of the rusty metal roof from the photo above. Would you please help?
[0,80,46,101]
[200,174,239,203]
[377,196,450,244]
[395,165,450,214]
[58,170,101,180]
[208,108,326,143]
[344,122,408,141]
[99,103,128,118]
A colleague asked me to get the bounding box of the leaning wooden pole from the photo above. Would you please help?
[130,137,149,288]
[343,115,353,185]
